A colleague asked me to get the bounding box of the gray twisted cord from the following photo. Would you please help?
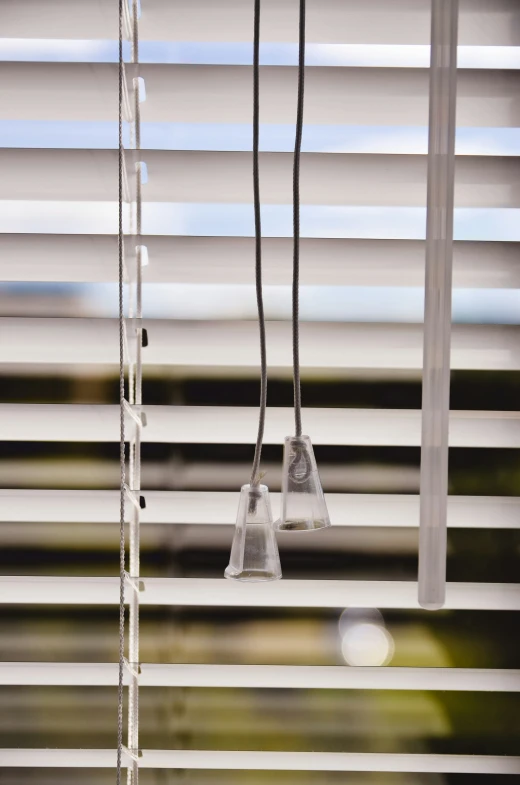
[132,0,139,64]
[117,0,126,781]
[249,0,268,489]
[292,0,306,438]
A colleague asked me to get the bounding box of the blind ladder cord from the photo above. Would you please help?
[116,0,126,780]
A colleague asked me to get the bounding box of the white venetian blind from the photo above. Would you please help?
[0,0,519,781]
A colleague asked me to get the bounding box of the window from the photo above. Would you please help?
[0,1,519,783]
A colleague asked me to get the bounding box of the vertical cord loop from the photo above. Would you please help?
[292,0,306,438]
[117,0,126,781]
[249,0,268,489]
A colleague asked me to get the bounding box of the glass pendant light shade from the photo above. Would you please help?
[225,484,282,582]
[275,435,331,532]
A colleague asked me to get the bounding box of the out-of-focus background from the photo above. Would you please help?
[1,1,520,783]
[2,312,520,785]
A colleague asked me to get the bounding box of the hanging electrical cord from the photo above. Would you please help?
[292,0,306,439]
[116,0,126,780]
[249,0,267,490]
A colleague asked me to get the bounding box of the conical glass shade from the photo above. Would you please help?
[274,435,331,532]
[225,484,282,582]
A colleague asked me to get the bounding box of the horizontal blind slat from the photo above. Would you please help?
[1,662,519,690]
[3,0,517,45]
[0,749,519,773]
[1,64,517,126]
[1,319,517,372]
[0,576,518,609]
[2,404,520,447]
[2,149,518,207]
[0,748,518,774]
[2,490,519,529]
[0,236,518,287]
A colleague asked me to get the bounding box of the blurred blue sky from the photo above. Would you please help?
[1,121,519,156]
[1,39,519,69]
[1,202,518,242]
[5,281,520,324]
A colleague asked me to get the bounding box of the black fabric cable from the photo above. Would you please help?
[249,0,268,489]
[292,0,306,438]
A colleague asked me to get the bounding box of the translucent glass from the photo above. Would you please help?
[274,435,331,532]
[225,484,282,582]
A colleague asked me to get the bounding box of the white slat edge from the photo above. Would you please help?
[3,0,516,46]
[0,577,518,609]
[2,320,518,373]
[0,748,519,773]
[2,65,516,126]
[1,237,518,288]
[2,404,520,447]
[1,490,520,529]
[2,149,517,207]
[1,662,519,691]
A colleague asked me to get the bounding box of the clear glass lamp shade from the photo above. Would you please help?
[225,484,282,582]
[274,435,331,532]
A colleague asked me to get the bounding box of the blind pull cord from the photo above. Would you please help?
[249,0,267,492]
[224,0,282,583]
[274,0,332,534]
